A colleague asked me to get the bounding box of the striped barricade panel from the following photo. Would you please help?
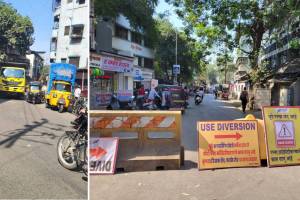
[89,110,183,171]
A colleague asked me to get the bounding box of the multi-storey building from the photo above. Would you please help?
[50,0,89,88]
[26,51,45,81]
[90,13,155,109]
[259,16,300,106]
[233,57,251,99]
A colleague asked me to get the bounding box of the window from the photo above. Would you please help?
[67,0,72,3]
[131,32,142,44]
[78,0,85,4]
[144,37,152,47]
[50,38,57,51]
[69,56,80,68]
[115,24,128,40]
[64,26,70,35]
[53,0,61,9]
[70,24,84,39]
[53,15,60,29]
[61,58,67,63]
[144,58,154,69]
[137,56,142,67]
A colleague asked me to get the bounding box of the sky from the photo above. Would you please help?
[4,0,53,55]
[155,0,184,29]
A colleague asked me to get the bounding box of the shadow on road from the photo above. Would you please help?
[0,118,59,148]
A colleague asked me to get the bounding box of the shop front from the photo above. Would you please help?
[90,52,134,109]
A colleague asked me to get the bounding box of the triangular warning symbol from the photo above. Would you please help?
[278,123,292,137]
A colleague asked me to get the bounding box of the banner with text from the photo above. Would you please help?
[263,106,300,167]
[197,120,260,170]
[90,137,119,174]
[101,56,133,73]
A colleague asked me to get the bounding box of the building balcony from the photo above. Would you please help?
[52,29,58,38]
[50,51,56,59]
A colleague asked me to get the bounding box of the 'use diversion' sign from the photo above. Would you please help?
[197,120,260,170]
[90,137,119,174]
[263,106,300,167]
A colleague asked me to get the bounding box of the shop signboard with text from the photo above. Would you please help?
[198,120,260,170]
[263,106,300,167]
[101,56,133,73]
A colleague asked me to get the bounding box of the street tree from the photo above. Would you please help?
[154,17,209,84]
[167,0,300,81]
[216,51,235,84]
[0,1,34,61]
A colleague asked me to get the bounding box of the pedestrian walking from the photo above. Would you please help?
[240,87,249,113]
[74,86,82,100]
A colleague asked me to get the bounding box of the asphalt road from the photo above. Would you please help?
[90,94,300,200]
[0,96,87,199]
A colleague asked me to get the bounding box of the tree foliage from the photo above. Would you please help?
[0,1,34,61]
[167,0,300,74]
[154,17,209,83]
[93,0,158,44]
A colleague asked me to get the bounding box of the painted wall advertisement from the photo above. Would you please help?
[90,137,119,174]
[95,92,112,106]
[197,120,260,170]
[263,106,300,167]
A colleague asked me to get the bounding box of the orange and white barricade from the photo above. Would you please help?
[90,110,183,172]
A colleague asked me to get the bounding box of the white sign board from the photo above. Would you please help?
[90,137,119,174]
[173,64,180,75]
[101,56,133,73]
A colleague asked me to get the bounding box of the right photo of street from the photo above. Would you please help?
[89,0,300,200]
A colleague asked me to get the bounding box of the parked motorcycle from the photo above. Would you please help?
[72,97,87,115]
[57,110,87,176]
[106,94,135,110]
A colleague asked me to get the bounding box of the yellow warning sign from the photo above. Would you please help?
[197,120,260,170]
[263,106,300,166]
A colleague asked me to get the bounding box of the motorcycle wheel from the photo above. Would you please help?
[58,104,64,113]
[57,133,78,170]
[195,101,200,105]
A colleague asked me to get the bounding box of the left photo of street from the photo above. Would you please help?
[0,0,88,199]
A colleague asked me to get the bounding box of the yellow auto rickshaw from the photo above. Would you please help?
[45,80,73,112]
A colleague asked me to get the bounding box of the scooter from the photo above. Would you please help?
[195,94,203,105]
[195,90,204,105]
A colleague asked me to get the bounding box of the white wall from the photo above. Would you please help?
[51,0,89,69]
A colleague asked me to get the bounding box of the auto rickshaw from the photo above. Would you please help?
[25,81,43,104]
[157,84,186,111]
[45,80,73,113]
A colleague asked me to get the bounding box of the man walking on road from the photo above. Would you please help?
[74,86,81,100]
[240,87,248,113]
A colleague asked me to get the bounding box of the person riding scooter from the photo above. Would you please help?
[195,87,204,105]
[146,87,161,110]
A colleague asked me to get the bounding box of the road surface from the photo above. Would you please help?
[90,94,300,200]
[0,96,87,199]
